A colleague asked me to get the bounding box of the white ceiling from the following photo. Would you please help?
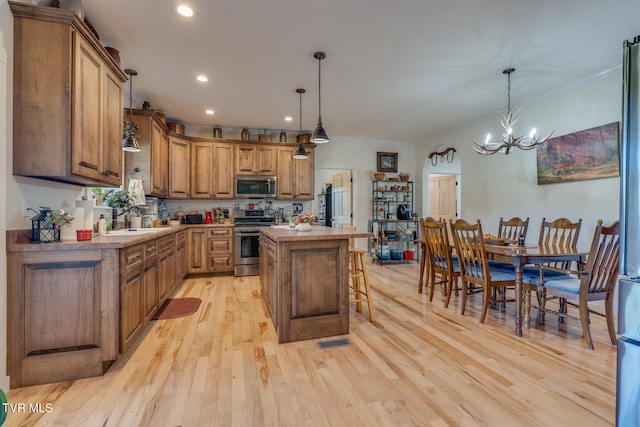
[82,0,640,143]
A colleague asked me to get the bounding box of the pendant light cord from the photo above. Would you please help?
[317,57,322,121]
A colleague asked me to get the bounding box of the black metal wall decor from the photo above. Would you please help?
[428,147,456,166]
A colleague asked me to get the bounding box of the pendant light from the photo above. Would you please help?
[293,88,309,159]
[122,68,141,152]
[310,51,329,144]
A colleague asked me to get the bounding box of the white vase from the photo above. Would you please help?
[296,222,312,232]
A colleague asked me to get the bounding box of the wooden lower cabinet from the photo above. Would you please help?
[158,236,175,305]
[174,230,187,289]
[7,249,119,388]
[188,226,234,273]
[259,235,278,327]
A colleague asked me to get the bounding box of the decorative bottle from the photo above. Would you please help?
[98,214,107,236]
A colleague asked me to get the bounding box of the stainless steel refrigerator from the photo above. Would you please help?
[617,34,640,426]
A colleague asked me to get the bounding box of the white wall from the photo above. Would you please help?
[415,73,621,247]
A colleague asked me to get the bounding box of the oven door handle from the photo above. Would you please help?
[235,231,261,235]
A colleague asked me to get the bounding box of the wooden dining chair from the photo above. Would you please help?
[522,217,583,318]
[418,218,429,294]
[422,217,461,307]
[449,219,517,323]
[497,216,530,242]
[528,220,620,349]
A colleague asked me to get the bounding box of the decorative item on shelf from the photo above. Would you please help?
[428,147,456,165]
[293,88,309,159]
[368,170,385,181]
[58,0,84,19]
[122,68,141,152]
[142,101,151,111]
[258,130,273,142]
[279,131,287,142]
[167,122,185,135]
[473,68,554,155]
[92,187,104,206]
[398,172,410,182]
[241,128,250,140]
[310,51,330,143]
[30,208,73,243]
[104,47,120,66]
[212,127,222,138]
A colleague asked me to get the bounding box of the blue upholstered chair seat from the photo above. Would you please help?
[522,268,571,286]
[540,276,580,293]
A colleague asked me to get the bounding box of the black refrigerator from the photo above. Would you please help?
[617,34,640,426]
[325,185,333,227]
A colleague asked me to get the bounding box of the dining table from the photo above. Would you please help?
[483,242,589,336]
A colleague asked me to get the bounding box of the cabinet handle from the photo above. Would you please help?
[102,170,120,178]
[79,161,98,171]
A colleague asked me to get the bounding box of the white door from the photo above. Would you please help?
[331,171,352,228]
[428,175,457,222]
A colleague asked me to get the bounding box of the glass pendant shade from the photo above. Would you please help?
[310,51,329,144]
[122,133,141,152]
[293,88,309,160]
[293,142,308,159]
[123,68,142,152]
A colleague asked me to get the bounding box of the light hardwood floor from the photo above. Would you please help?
[5,262,616,426]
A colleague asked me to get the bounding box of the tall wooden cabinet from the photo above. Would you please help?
[190,141,234,199]
[277,146,315,200]
[124,109,170,197]
[169,135,191,198]
[11,2,127,186]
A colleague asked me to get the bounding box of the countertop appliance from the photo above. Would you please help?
[234,208,276,277]
[617,34,640,426]
[235,175,276,199]
[396,204,412,220]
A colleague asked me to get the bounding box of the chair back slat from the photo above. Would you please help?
[538,217,582,269]
[498,217,529,241]
[584,220,620,294]
[450,219,487,282]
[423,217,451,271]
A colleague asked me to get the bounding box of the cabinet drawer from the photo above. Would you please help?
[208,255,233,271]
[124,245,144,272]
[208,227,232,238]
[145,241,158,259]
[208,238,232,253]
[159,235,174,251]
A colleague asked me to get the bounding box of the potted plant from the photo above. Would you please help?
[91,187,104,206]
[103,189,134,230]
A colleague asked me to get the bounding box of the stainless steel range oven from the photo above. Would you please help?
[234,209,276,276]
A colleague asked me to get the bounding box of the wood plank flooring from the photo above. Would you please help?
[4,262,616,426]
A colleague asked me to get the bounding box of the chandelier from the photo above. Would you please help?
[473,68,553,155]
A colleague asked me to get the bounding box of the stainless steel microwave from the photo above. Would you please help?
[235,175,277,198]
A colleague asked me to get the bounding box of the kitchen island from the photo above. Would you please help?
[259,226,372,343]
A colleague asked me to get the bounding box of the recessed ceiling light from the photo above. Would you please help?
[177,5,194,17]
[196,75,208,82]
[205,109,215,115]
[284,116,293,122]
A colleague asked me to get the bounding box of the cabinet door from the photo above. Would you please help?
[121,267,143,352]
[188,228,207,273]
[157,249,170,305]
[213,143,234,198]
[294,149,314,199]
[235,145,256,175]
[169,136,190,198]
[191,142,214,198]
[276,147,295,199]
[151,121,169,197]
[174,231,187,285]
[71,35,102,182]
[101,68,123,185]
[255,145,277,175]
[277,146,314,200]
[143,259,158,324]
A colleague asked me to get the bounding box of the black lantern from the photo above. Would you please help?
[31,209,60,243]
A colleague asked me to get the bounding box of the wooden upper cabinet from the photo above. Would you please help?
[169,135,190,198]
[213,143,234,198]
[235,144,277,176]
[124,110,170,197]
[277,146,315,200]
[11,3,127,186]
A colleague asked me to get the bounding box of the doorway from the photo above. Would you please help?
[315,168,353,228]
[331,171,352,228]
[428,174,457,221]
